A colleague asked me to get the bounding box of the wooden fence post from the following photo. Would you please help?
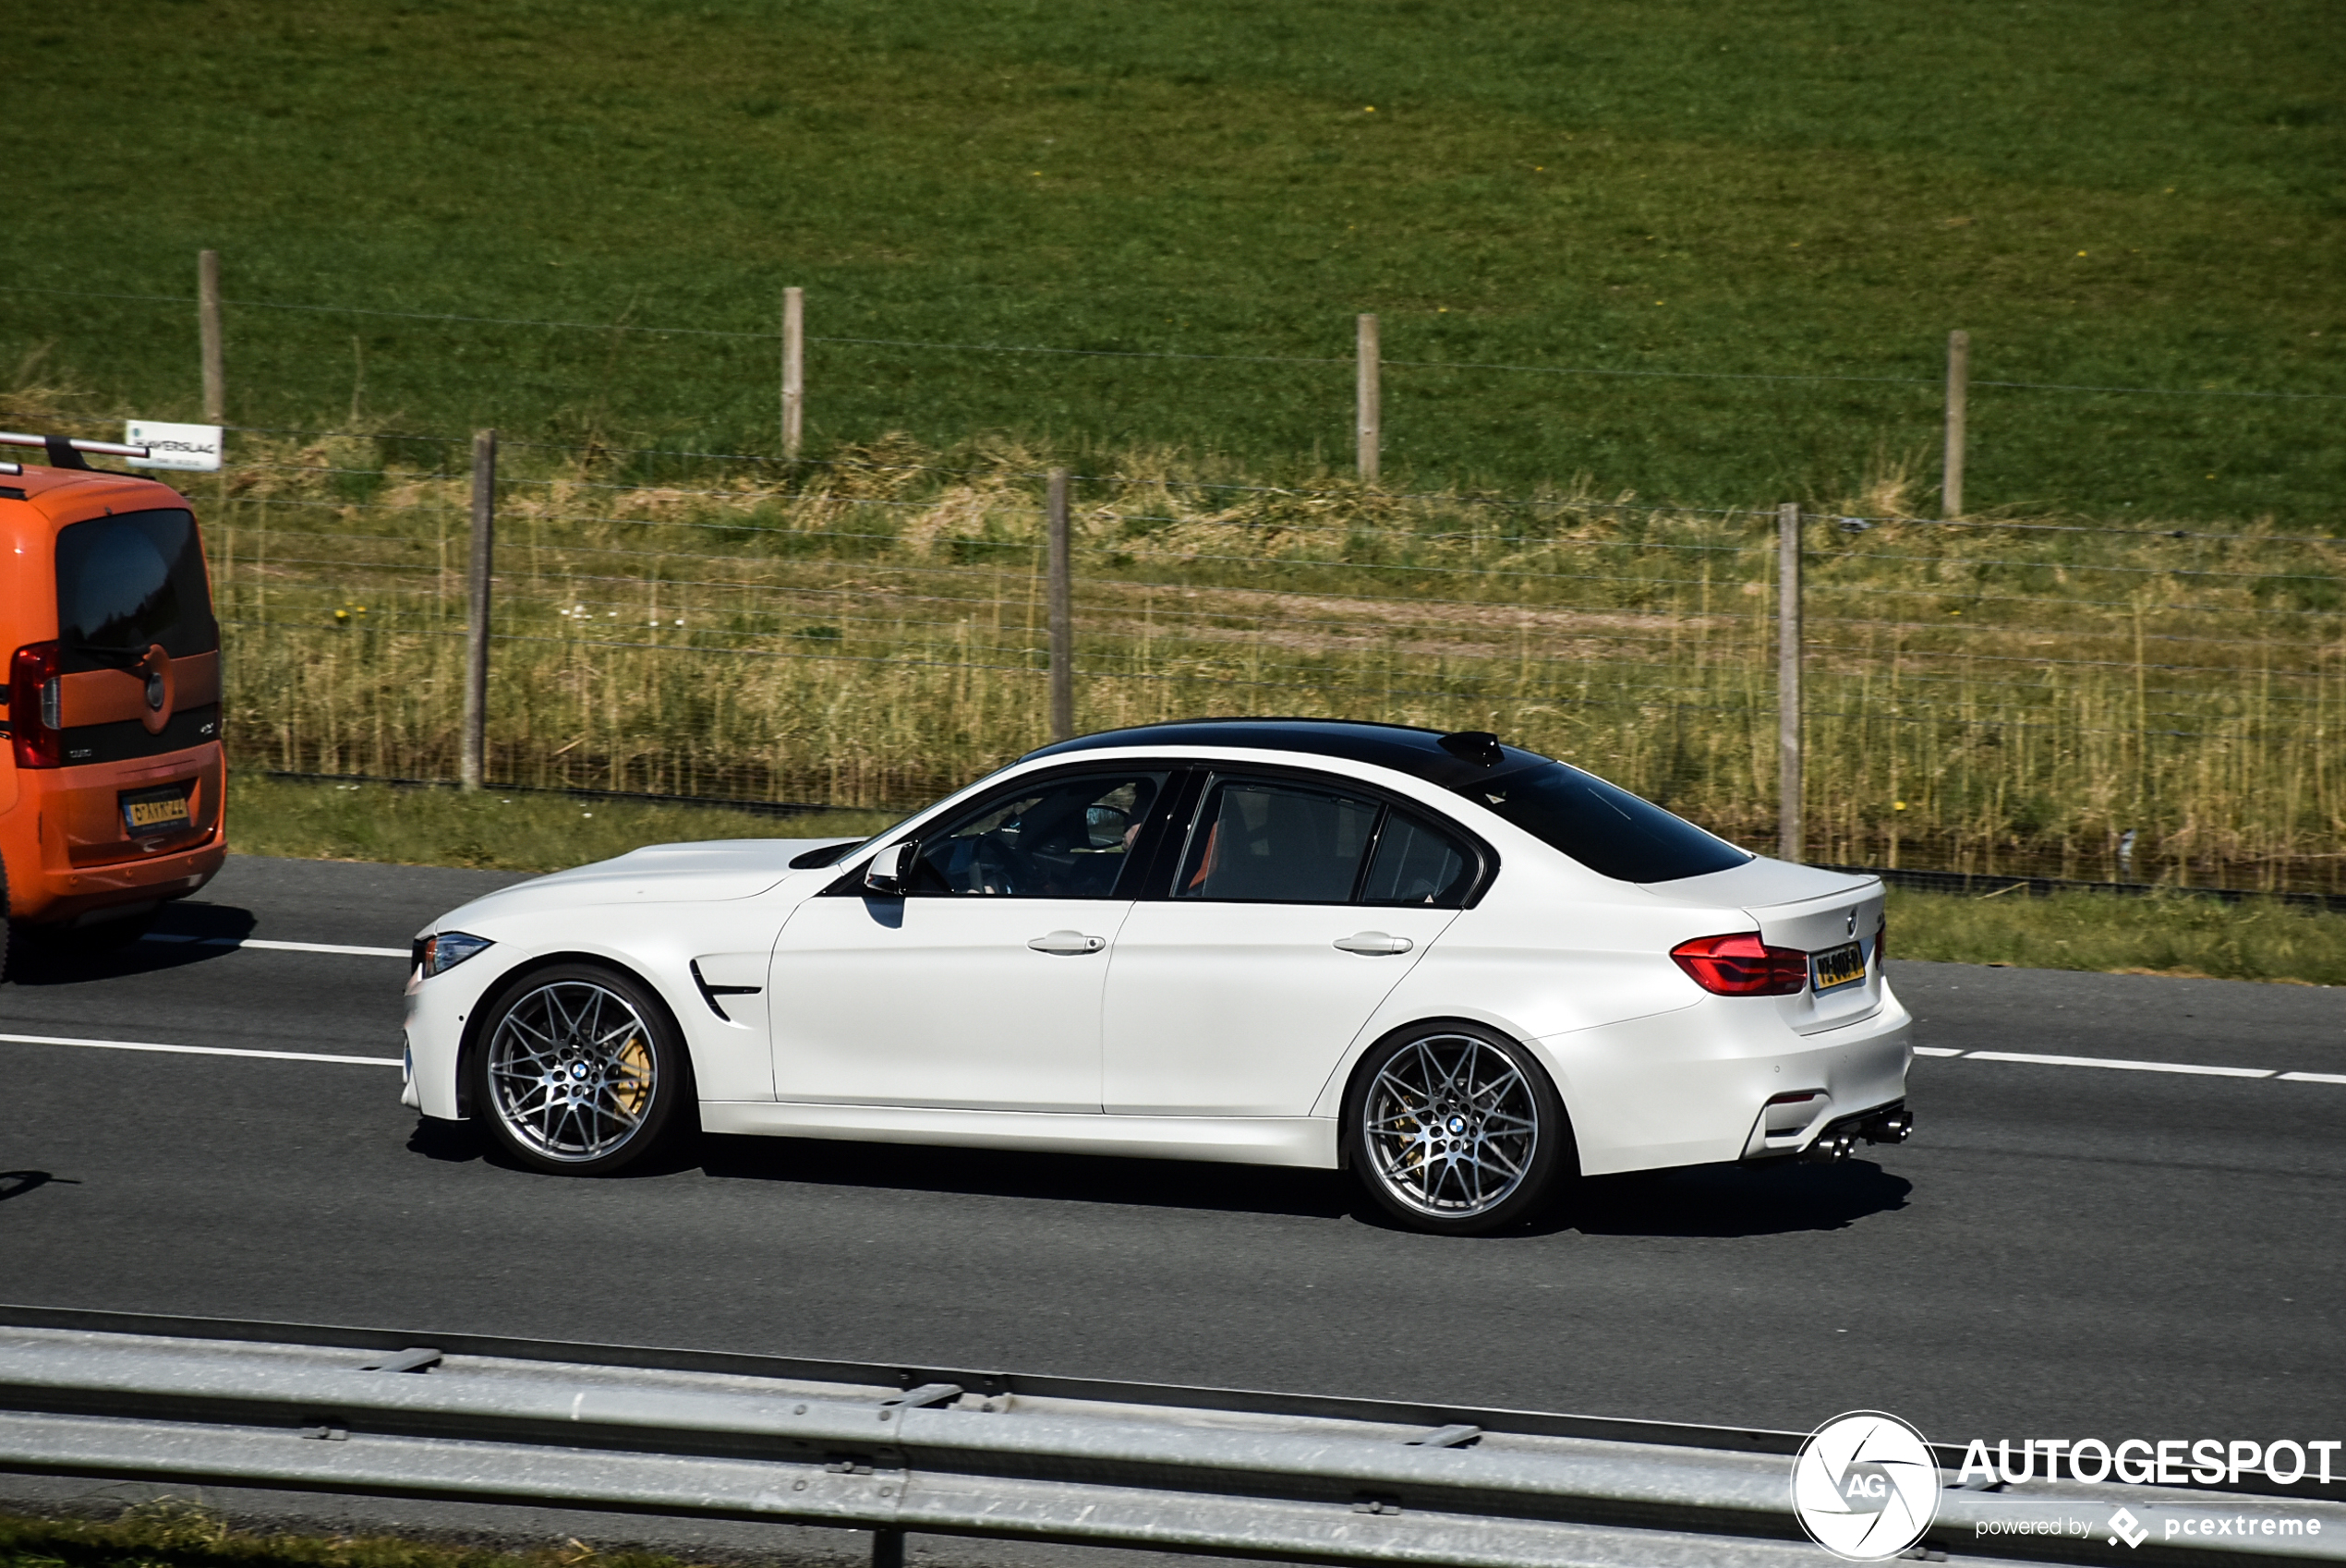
[781,286,804,460]
[199,250,224,424]
[1356,313,1380,481]
[1046,468,1074,742]
[1777,501,1804,863]
[1943,329,1969,518]
[462,429,498,790]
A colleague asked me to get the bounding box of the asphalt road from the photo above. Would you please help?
[3,854,2340,1452]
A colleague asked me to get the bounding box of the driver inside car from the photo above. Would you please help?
[913,775,1162,899]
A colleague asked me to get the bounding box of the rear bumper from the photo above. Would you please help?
[1536,986,1913,1177]
[2,743,225,923]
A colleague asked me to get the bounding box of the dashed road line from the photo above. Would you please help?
[140,934,408,959]
[0,1031,399,1067]
[2,1028,2333,1085]
[1964,1049,2276,1079]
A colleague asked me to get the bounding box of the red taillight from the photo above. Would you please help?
[9,641,62,769]
[1670,931,1809,996]
[1874,919,1886,968]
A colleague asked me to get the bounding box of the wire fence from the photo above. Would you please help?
[11,269,2346,526]
[197,425,2346,894]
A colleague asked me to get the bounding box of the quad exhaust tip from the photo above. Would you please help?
[1800,1103,1913,1163]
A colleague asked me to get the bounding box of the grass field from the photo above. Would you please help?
[0,1506,707,1568]
[226,774,889,873]
[1885,885,2346,984]
[3,0,2343,519]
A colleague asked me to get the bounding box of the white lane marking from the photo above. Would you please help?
[0,1031,399,1067]
[1955,1050,2275,1079]
[142,934,408,959]
[4,1030,2332,1085]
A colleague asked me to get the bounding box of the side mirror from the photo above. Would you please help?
[865,839,918,895]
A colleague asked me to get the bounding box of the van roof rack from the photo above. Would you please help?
[0,430,152,472]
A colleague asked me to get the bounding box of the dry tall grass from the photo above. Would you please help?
[195,433,2344,891]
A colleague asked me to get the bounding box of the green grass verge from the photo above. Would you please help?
[228,776,2344,983]
[4,0,2341,520]
[1888,886,2346,985]
[226,773,894,874]
[0,1504,719,1568]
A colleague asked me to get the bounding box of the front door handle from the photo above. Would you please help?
[1028,930,1106,955]
[1334,931,1413,956]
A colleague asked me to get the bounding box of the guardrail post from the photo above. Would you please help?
[1356,312,1381,481]
[1046,467,1074,742]
[461,429,497,790]
[1943,328,1968,517]
[199,249,224,424]
[781,285,804,461]
[870,1528,905,1568]
[1777,501,1803,863]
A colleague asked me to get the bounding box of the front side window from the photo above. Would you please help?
[1464,761,1750,883]
[55,510,218,669]
[910,772,1167,899]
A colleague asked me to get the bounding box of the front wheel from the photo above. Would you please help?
[470,963,687,1176]
[1344,1023,1571,1235]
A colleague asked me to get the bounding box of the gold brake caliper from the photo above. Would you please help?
[611,1033,654,1116]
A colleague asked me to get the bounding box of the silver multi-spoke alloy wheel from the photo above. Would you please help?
[1350,1026,1564,1232]
[483,975,666,1167]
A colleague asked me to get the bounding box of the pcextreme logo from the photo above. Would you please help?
[1792,1411,1941,1562]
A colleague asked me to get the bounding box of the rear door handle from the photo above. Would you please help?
[1028,930,1106,955]
[1334,931,1413,956]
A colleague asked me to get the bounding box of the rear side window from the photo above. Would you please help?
[1172,777,1483,907]
[1176,778,1382,903]
[55,509,218,669]
[1464,762,1750,883]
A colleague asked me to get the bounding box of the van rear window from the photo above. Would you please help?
[1462,761,1752,883]
[55,510,218,669]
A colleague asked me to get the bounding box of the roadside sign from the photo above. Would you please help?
[124,419,223,472]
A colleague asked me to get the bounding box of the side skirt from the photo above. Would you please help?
[698,1102,1340,1169]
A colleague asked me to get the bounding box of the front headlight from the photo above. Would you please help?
[415,930,494,977]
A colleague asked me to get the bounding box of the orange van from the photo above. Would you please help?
[0,433,225,963]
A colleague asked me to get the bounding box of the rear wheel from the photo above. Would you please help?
[1344,1023,1570,1235]
[469,963,686,1176]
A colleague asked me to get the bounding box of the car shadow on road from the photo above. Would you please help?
[407,1122,1907,1236]
[694,1134,1361,1220]
[1567,1159,1911,1237]
[7,903,258,986]
[0,1170,77,1203]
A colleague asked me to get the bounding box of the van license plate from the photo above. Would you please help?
[1811,940,1867,993]
[122,788,191,835]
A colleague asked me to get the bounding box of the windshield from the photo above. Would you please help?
[55,509,218,669]
[1460,761,1751,883]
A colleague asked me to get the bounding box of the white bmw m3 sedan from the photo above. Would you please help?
[404,720,1913,1234]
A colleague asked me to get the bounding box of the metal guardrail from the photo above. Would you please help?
[0,1308,2339,1568]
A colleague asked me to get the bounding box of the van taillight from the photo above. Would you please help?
[9,642,62,768]
[1670,932,1809,996]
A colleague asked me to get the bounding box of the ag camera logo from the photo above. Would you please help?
[1793,1410,1941,1561]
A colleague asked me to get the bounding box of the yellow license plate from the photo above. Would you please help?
[124,793,191,832]
[1811,940,1867,992]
